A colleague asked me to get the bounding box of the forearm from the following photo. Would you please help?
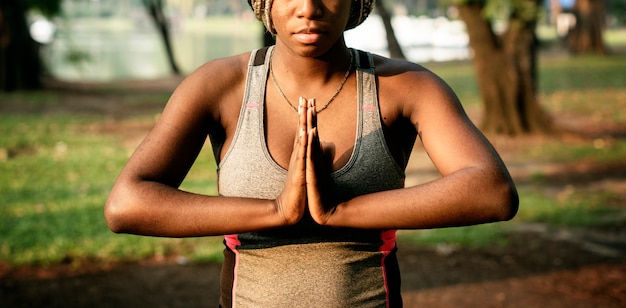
[326,167,518,230]
[104,180,285,237]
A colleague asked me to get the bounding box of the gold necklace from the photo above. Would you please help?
[269,49,353,113]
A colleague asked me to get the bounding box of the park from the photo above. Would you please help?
[1,0,625,306]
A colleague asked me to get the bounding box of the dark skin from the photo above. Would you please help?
[105,0,518,237]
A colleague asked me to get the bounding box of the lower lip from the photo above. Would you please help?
[294,33,322,44]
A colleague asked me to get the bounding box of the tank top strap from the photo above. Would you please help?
[220,46,271,167]
[353,49,382,140]
[218,46,286,197]
[245,45,272,107]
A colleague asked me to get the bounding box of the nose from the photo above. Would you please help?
[296,0,323,19]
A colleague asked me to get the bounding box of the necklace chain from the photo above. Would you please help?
[269,49,353,113]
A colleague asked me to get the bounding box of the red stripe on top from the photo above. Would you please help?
[379,230,397,308]
[224,234,241,308]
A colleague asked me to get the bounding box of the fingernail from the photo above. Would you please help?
[298,97,305,114]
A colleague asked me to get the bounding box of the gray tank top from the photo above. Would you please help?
[217,46,406,307]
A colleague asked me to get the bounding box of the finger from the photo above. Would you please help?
[307,126,317,155]
[294,97,307,148]
[307,98,317,132]
[306,99,319,157]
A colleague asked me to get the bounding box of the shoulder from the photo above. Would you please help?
[180,51,252,99]
[371,54,452,97]
[166,51,254,119]
[366,53,461,123]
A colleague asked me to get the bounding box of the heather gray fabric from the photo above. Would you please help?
[217,46,406,307]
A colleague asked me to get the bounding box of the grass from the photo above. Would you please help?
[1,50,626,266]
[398,223,509,250]
[396,53,626,248]
[539,55,626,93]
[514,188,621,226]
[0,114,222,266]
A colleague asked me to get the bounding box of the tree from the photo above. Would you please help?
[568,0,607,54]
[142,0,181,75]
[455,0,552,135]
[0,0,60,92]
[375,0,406,59]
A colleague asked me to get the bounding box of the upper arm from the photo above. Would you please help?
[118,55,247,188]
[385,64,503,177]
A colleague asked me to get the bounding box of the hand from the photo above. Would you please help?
[274,98,308,225]
[305,98,336,225]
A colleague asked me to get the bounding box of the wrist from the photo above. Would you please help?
[272,199,302,226]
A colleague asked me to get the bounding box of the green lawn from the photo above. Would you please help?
[1,52,625,267]
[0,113,223,266]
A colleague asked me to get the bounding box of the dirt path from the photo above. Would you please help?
[2,230,625,307]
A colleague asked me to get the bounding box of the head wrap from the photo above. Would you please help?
[247,0,375,34]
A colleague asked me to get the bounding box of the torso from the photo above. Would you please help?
[210,49,418,171]
[215,47,408,307]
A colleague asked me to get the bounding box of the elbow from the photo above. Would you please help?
[104,193,135,234]
[492,179,519,222]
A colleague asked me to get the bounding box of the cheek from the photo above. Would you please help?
[269,7,289,32]
[333,3,353,28]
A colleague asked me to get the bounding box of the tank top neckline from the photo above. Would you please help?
[257,46,369,176]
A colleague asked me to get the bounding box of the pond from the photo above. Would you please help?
[42,16,470,82]
[43,17,260,81]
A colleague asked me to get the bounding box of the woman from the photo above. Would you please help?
[105,0,518,306]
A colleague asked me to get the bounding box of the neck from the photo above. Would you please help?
[269,43,354,112]
[271,41,352,82]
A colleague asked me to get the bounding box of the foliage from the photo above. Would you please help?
[448,0,541,28]
[607,0,626,25]
[25,0,61,16]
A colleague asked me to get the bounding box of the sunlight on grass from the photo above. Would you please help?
[424,61,482,107]
[398,223,509,249]
[1,53,625,267]
[539,55,626,92]
[0,114,220,266]
[179,145,219,196]
[542,89,626,125]
[515,188,622,227]
[605,28,626,46]
[521,138,626,164]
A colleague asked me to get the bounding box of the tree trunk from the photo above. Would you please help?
[375,0,405,60]
[143,0,181,75]
[0,0,43,91]
[458,1,552,136]
[568,0,607,54]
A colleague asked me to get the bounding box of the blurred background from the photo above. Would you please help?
[1,0,625,307]
[8,0,625,82]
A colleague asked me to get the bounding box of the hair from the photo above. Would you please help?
[247,0,375,34]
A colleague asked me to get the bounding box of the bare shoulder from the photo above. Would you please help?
[370,54,462,122]
[372,54,454,98]
[178,52,251,102]
[194,52,250,82]
[165,52,252,122]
